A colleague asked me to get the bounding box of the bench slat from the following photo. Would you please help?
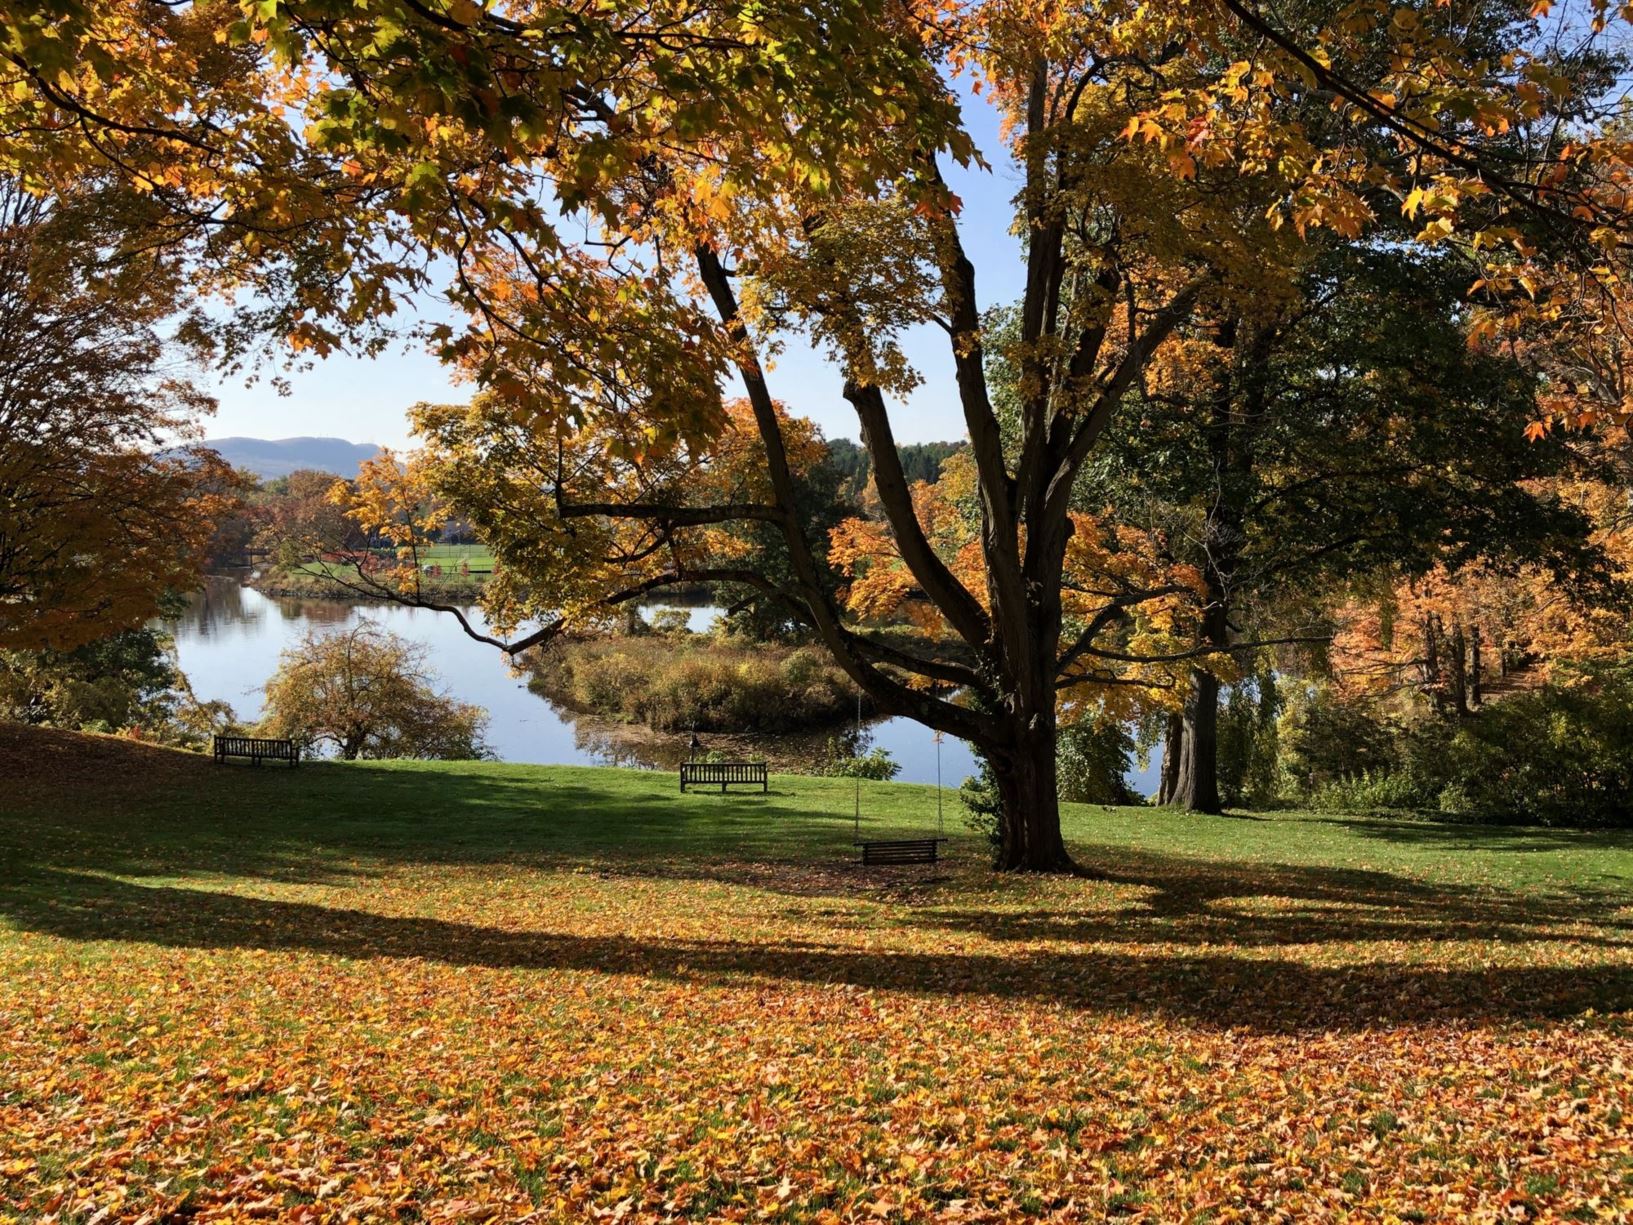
[859,838,943,866]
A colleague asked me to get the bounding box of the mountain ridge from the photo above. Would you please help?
[200,436,383,480]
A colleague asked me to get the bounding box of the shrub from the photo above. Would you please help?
[816,737,900,780]
[531,638,860,733]
[1286,660,1633,827]
[645,608,693,636]
[1414,664,1633,826]
[959,756,1003,856]
[1057,720,1137,805]
[1277,684,1401,794]
[1306,769,1425,814]
[1218,672,1283,808]
[0,627,230,748]
[260,625,489,760]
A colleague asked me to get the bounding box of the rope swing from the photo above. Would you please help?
[852,686,862,845]
[851,683,946,867]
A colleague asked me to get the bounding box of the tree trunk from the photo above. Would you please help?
[1158,712,1184,805]
[1173,556,1230,813]
[989,711,1072,872]
[1448,620,1470,717]
[1173,666,1223,814]
[1469,625,1482,708]
[1171,309,1251,817]
[1421,613,1443,709]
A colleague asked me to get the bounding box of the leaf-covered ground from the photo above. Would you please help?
[2,724,1630,1222]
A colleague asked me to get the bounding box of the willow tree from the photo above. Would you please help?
[9,0,1633,866]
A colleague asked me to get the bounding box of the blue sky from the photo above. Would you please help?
[202,86,1023,451]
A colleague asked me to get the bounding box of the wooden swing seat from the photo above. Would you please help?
[858,837,945,866]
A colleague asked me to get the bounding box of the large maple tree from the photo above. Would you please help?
[8,0,1633,866]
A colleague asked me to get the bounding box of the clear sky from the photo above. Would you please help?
[202,86,1023,451]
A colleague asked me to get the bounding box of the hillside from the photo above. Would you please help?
[199,435,383,479]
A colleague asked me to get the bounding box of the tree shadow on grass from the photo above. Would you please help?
[1308,814,1633,855]
[6,737,1632,1033]
[1,867,1629,1033]
[0,747,870,886]
[894,844,1633,952]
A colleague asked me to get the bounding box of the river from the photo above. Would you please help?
[166,577,983,788]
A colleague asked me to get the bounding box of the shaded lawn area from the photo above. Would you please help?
[1,725,1630,1222]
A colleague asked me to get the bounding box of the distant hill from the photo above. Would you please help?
[200,436,384,480]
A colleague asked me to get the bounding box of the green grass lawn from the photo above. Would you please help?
[388,542,494,569]
[284,543,495,584]
[2,724,1631,1221]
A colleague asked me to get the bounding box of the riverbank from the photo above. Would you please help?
[247,564,486,602]
[245,566,718,612]
[528,635,874,735]
[165,578,985,784]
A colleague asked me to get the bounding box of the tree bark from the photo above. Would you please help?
[1448,620,1470,717]
[1173,666,1223,813]
[989,709,1072,871]
[1470,625,1482,707]
[1158,712,1184,805]
[1421,612,1442,707]
[1170,311,1257,816]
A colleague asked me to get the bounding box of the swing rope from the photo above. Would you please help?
[934,730,944,837]
[852,686,862,844]
[848,687,945,866]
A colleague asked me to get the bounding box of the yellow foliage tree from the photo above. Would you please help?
[0,178,225,650]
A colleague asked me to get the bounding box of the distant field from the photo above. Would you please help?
[285,543,495,585]
[397,543,495,569]
[2,724,1630,1222]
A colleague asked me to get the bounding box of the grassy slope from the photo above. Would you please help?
[2,724,1631,1221]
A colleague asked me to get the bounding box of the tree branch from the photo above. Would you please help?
[695,244,999,748]
[844,380,992,650]
[556,496,784,526]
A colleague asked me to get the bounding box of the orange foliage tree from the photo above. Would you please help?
[1333,452,1633,713]
[0,178,226,651]
[11,0,1633,864]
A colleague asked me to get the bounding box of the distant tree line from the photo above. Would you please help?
[823,438,967,501]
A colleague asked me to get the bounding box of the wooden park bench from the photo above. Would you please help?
[679,761,768,793]
[858,837,945,866]
[213,734,300,767]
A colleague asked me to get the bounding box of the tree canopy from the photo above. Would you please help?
[259,624,490,760]
[0,177,227,650]
[10,0,1633,864]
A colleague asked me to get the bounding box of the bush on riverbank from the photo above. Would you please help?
[530,637,862,733]
[0,626,232,748]
[1283,661,1633,826]
[250,563,486,602]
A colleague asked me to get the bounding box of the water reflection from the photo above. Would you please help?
[166,578,980,787]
